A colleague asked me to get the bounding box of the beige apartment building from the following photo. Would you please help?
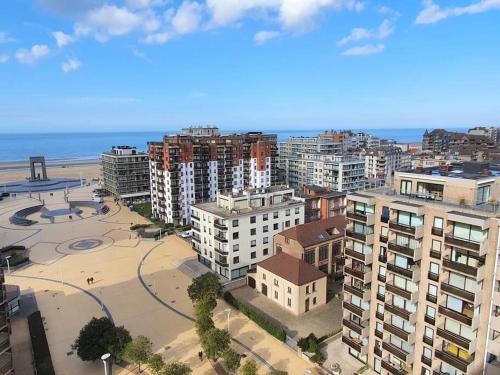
[252,252,327,315]
[341,161,500,375]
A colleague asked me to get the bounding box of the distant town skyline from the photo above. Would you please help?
[1,1,500,132]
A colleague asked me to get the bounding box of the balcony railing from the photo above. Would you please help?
[342,335,367,354]
[383,322,414,343]
[438,305,473,326]
[387,263,419,281]
[342,318,368,336]
[382,341,410,362]
[214,234,228,243]
[345,248,373,264]
[343,284,370,300]
[214,220,228,230]
[388,241,421,258]
[386,284,417,302]
[440,282,477,304]
[344,267,371,283]
[445,234,485,253]
[381,358,408,375]
[442,256,484,279]
[389,221,423,238]
[385,302,416,323]
[343,301,369,320]
[435,349,473,373]
[437,327,473,351]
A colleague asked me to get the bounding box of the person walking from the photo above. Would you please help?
[90,277,94,284]
[86,278,90,285]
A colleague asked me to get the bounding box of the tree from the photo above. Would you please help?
[194,295,217,318]
[200,328,230,360]
[148,353,165,375]
[161,361,192,375]
[125,335,153,372]
[195,313,215,338]
[187,272,222,303]
[222,348,241,374]
[240,359,258,375]
[72,317,131,362]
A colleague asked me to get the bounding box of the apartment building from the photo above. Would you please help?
[101,146,150,203]
[274,216,346,278]
[190,187,305,280]
[343,132,381,151]
[468,126,499,144]
[297,185,346,223]
[341,162,500,375]
[362,147,412,183]
[0,269,14,374]
[278,136,342,169]
[148,127,278,225]
[423,129,494,153]
[286,153,365,192]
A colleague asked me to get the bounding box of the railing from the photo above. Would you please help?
[383,322,412,342]
[381,359,408,375]
[435,349,473,373]
[444,235,482,252]
[342,335,365,353]
[440,282,475,303]
[388,241,418,257]
[382,341,409,362]
[343,284,369,299]
[442,256,483,277]
[438,306,473,326]
[389,221,417,236]
[437,327,472,350]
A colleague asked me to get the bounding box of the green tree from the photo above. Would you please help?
[240,359,258,375]
[125,335,153,372]
[161,361,192,375]
[194,295,217,318]
[148,353,165,375]
[187,272,222,302]
[200,328,230,360]
[222,348,241,374]
[195,313,215,338]
[72,317,131,362]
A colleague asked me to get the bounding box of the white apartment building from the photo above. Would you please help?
[278,136,342,169]
[362,147,412,183]
[286,153,365,192]
[190,187,305,280]
[343,132,382,151]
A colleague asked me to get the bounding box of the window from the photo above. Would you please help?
[287,286,291,294]
[274,291,278,299]
[273,211,279,219]
[251,251,256,259]
[263,237,269,244]
[273,223,279,230]
[376,322,383,333]
[287,298,291,307]
[400,180,412,195]
[453,222,487,243]
[233,256,239,264]
[426,305,436,319]
[263,225,268,233]
[233,244,239,252]
[477,185,491,203]
[285,220,290,227]
[274,279,279,286]
[381,206,390,222]
[263,273,266,280]
[304,251,315,264]
[423,346,432,360]
[429,262,439,275]
[286,209,290,216]
[424,326,434,340]
[263,213,268,221]
[295,207,300,214]
[295,218,299,225]
[313,297,317,305]
[428,284,438,297]
[250,216,256,224]
[263,248,268,256]
[319,246,328,261]
[306,285,310,294]
[432,239,441,252]
[232,219,239,227]
[251,240,256,247]
[250,228,256,235]
[233,232,239,240]
[433,217,443,229]
[448,272,478,292]
[312,282,316,292]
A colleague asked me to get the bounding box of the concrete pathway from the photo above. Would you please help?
[10,317,35,375]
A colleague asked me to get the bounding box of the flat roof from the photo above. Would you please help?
[193,199,303,218]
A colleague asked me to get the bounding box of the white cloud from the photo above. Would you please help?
[132,48,151,62]
[126,0,167,9]
[416,0,500,24]
[15,44,50,64]
[377,5,400,17]
[0,55,9,63]
[52,31,75,47]
[341,43,384,56]
[61,58,82,72]
[144,32,172,44]
[254,30,281,44]
[172,1,204,34]
[0,32,16,43]
[337,19,394,46]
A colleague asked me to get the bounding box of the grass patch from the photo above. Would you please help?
[132,203,175,230]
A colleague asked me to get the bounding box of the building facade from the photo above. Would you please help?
[278,136,342,169]
[362,147,412,183]
[285,153,365,192]
[297,185,346,223]
[190,187,305,280]
[101,146,150,202]
[148,127,278,225]
[341,163,500,375]
[273,216,346,278]
[252,252,327,315]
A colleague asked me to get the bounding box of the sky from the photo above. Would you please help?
[0,0,499,133]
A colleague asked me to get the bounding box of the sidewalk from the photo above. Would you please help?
[10,317,35,375]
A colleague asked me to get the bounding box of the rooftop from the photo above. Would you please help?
[258,252,326,286]
[398,161,500,180]
[278,216,345,248]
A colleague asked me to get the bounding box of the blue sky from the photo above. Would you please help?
[0,0,499,133]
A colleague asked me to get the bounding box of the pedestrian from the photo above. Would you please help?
[199,351,203,361]
[90,277,94,284]
[86,278,90,285]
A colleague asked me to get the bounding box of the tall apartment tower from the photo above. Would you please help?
[341,162,500,375]
[148,127,277,225]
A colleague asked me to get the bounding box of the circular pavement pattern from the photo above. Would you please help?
[56,236,114,255]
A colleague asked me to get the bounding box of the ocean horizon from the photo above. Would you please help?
[0,128,467,162]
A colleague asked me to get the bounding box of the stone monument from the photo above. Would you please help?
[29,156,48,181]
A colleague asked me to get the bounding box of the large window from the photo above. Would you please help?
[444,318,476,341]
[304,251,315,265]
[453,222,487,243]
[354,202,374,215]
[396,211,423,228]
[477,185,491,204]
[448,272,479,293]
[319,246,328,261]
[400,180,412,195]
[449,249,483,268]
[446,295,474,318]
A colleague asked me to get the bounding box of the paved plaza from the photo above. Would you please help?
[0,185,317,375]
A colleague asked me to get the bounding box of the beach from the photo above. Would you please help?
[0,159,101,184]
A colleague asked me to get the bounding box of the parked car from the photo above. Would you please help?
[180,230,192,239]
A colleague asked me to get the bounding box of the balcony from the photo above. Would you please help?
[192,234,201,243]
[215,258,229,267]
[382,341,411,362]
[438,305,473,326]
[345,248,373,264]
[388,241,422,260]
[381,358,408,375]
[347,210,375,226]
[346,229,374,244]
[344,266,372,284]
[389,220,423,239]
[342,335,368,355]
[343,284,370,301]
[343,301,369,320]
[191,243,201,254]
[214,220,228,230]
[437,327,475,352]
[435,349,473,373]
[440,282,481,305]
[383,322,415,343]
[214,234,228,243]
[442,256,485,280]
[432,227,444,236]
[385,302,417,324]
[191,213,200,221]
[386,284,418,303]
[387,263,420,282]
[380,234,388,243]
[445,235,487,255]
[342,318,369,336]
[191,225,200,232]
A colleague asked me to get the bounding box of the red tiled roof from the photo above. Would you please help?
[257,252,326,286]
[278,216,345,248]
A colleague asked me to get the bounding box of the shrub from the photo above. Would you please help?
[224,292,286,342]
[310,352,325,364]
[1,254,29,267]
[28,311,55,375]
[0,245,26,253]
[240,359,258,375]
[130,224,152,230]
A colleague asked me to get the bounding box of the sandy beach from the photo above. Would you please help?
[0,159,101,184]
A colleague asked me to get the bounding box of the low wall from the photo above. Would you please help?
[222,278,247,291]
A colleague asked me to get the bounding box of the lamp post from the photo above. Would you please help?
[224,308,231,333]
[101,353,112,375]
[5,256,11,274]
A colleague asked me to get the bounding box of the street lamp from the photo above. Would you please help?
[101,353,112,375]
[5,256,11,274]
[224,308,231,333]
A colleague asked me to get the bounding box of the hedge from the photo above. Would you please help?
[0,245,26,253]
[223,292,286,342]
[1,254,29,267]
[28,311,55,375]
[130,224,151,230]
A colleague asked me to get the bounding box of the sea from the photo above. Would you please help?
[0,128,467,162]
